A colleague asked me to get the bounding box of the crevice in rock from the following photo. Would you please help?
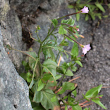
[22,28,34,49]
[13,104,17,109]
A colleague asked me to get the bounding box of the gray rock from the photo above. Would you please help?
[0,26,33,110]
[10,0,45,15]
[74,17,110,110]
[0,0,25,71]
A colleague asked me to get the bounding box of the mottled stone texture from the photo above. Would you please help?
[10,0,45,15]
[1,0,24,70]
[0,26,33,110]
[74,17,110,110]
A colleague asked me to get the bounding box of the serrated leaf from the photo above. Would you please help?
[43,59,57,78]
[59,25,67,35]
[75,61,83,67]
[85,85,102,99]
[33,91,43,103]
[58,82,75,94]
[52,19,58,27]
[51,95,58,102]
[92,98,107,109]
[95,3,105,13]
[41,89,60,110]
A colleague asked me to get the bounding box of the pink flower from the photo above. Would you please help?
[77,28,79,31]
[81,6,89,13]
[82,44,91,55]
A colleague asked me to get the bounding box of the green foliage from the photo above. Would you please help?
[20,13,106,110]
[68,0,108,21]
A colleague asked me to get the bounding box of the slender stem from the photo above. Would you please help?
[65,28,78,38]
[10,47,36,61]
[55,51,60,62]
[64,34,81,46]
[56,68,68,90]
[37,26,57,77]
[37,32,41,42]
[57,11,81,20]
[57,74,65,88]
[61,23,73,28]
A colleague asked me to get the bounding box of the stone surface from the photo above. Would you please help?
[0,0,25,71]
[74,16,110,110]
[0,25,33,110]
[10,0,45,15]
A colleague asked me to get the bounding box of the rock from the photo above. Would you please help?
[0,0,25,71]
[74,16,110,110]
[10,0,45,15]
[0,25,33,110]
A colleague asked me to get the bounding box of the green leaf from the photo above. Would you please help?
[61,19,75,26]
[26,72,32,83]
[60,40,69,46]
[51,19,58,27]
[43,59,57,78]
[65,69,73,76]
[59,25,67,35]
[75,61,83,67]
[20,73,27,80]
[71,43,79,57]
[32,102,45,110]
[95,3,105,13]
[72,104,82,110]
[85,85,102,99]
[68,5,74,8]
[72,90,77,97]
[43,47,55,61]
[92,98,107,109]
[76,0,81,4]
[37,79,45,91]
[42,73,52,81]
[51,95,58,102]
[41,89,60,110]
[76,8,80,21]
[85,14,89,21]
[58,82,75,94]
[65,105,68,110]
[55,74,62,80]
[90,13,95,20]
[33,106,45,110]
[27,51,37,69]
[84,108,91,110]
[33,91,43,103]
[71,66,77,72]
